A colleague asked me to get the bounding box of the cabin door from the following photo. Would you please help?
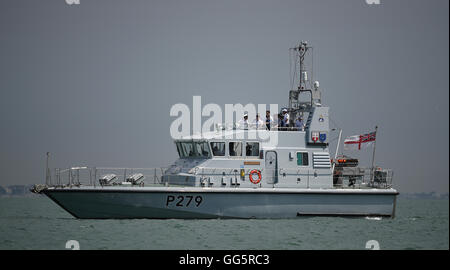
[265,151,278,184]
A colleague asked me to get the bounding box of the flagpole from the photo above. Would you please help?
[45,152,50,186]
[332,129,343,172]
[370,126,378,184]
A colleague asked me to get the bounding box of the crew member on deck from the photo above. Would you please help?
[282,109,289,127]
[238,113,249,129]
[277,113,285,129]
[265,110,274,130]
[281,109,289,127]
[254,113,265,129]
[295,116,305,131]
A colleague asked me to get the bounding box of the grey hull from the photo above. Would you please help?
[43,187,398,219]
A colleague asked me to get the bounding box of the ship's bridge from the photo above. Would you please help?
[169,125,332,183]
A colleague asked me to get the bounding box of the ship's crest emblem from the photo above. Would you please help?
[319,133,327,142]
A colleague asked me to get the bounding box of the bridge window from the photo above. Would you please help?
[176,142,211,158]
[245,142,260,157]
[297,152,309,166]
[210,142,225,156]
[229,142,242,156]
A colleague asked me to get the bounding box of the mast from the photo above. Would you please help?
[45,152,50,186]
[288,41,321,126]
[297,41,309,91]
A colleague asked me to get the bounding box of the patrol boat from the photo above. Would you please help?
[32,41,399,219]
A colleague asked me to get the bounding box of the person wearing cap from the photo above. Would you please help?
[295,115,305,131]
[265,110,274,130]
[238,113,249,129]
[281,109,289,127]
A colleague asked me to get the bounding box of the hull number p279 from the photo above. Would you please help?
[166,195,203,207]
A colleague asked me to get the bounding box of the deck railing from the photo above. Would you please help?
[44,166,291,188]
[46,167,169,188]
[333,167,394,189]
[43,166,394,189]
[215,122,304,131]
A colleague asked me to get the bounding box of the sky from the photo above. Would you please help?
[0,0,448,194]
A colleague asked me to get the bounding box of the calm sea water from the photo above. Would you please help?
[0,195,448,250]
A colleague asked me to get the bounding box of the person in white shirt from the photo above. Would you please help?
[253,113,265,129]
[281,109,289,127]
[238,113,249,129]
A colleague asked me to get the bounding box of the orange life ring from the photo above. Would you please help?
[249,169,262,184]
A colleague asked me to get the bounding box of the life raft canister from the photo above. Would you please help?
[249,169,262,184]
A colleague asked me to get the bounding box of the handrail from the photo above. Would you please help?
[214,122,305,132]
[44,166,394,189]
[333,167,394,189]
